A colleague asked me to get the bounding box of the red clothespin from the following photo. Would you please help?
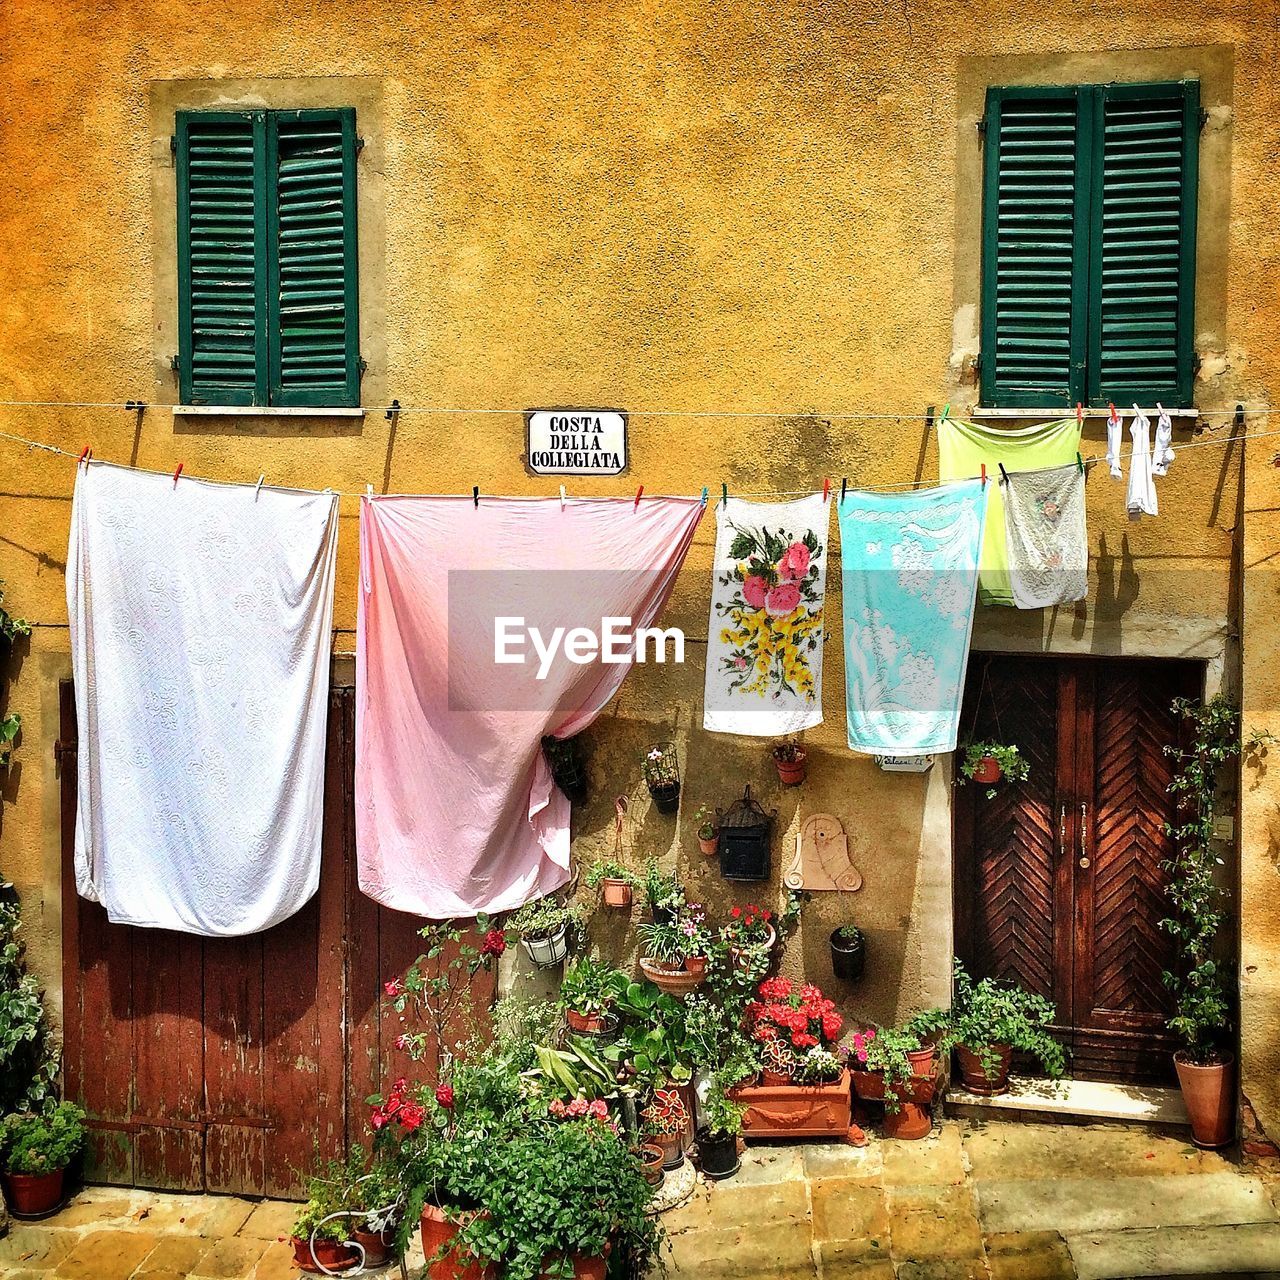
[634,485,644,509]
[173,461,184,486]
[78,446,91,467]
[1076,402,1083,426]
[822,476,831,502]
[1108,401,1119,425]
[980,464,987,487]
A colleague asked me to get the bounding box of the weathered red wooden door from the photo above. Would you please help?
[953,655,1200,1084]
[59,682,480,1196]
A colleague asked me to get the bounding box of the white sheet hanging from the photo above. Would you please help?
[67,462,339,936]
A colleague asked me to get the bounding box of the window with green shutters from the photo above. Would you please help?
[980,81,1199,409]
[176,108,360,408]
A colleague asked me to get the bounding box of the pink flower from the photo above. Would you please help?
[567,1098,589,1118]
[370,1108,388,1131]
[765,583,802,616]
[549,1099,567,1117]
[394,1034,412,1051]
[742,575,768,609]
[588,1099,608,1120]
[383,977,403,998]
[434,1084,454,1110]
[779,542,811,581]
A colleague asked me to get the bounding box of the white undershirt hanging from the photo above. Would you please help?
[1126,406,1158,520]
[1153,405,1176,476]
[1106,409,1124,479]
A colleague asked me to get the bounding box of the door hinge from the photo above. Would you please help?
[357,357,368,377]
[53,739,76,764]
[169,134,177,155]
[356,135,366,153]
[169,354,180,373]
[1199,108,1209,132]
[976,117,988,140]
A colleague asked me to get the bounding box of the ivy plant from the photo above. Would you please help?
[1159,696,1272,1064]
[0,1101,85,1174]
[957,741,1031,799]
[943,959,1066,1081]
[0,900,58,1114]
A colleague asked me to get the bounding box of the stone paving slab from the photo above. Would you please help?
[1066,1221,1280,1279]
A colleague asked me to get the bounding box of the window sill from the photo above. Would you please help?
[971,406,1199,420]
[173,405,365,419]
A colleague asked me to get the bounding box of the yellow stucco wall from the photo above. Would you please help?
[2,0,1279,1135]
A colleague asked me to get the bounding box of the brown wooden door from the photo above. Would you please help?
[954,655,1201,1084]
[58,682,489,1197]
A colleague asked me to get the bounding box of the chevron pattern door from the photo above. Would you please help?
[954,655,1201,1085]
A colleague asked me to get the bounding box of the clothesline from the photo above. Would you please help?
[0,418,1274,502]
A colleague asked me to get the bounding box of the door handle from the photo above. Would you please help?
[1059,804,1067,859]
[1078,802,1089,868]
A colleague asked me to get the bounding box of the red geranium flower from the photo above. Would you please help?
[434,1084,455,1109]
[384,977,404,997]
[480,928,507,957]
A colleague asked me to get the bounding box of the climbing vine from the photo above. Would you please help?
[1160,695,1272,1064]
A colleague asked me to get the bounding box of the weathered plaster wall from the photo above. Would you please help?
[2,0,1278,1131]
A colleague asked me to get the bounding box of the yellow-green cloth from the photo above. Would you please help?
[937,417,1082,606]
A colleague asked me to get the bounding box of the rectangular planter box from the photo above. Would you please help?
[729,1069,851,1139]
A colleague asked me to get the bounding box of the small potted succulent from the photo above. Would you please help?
[944,959,1066,1095]
[641,1086,690,1170]
[584,858,638,909]
[695,1085,744,1181]
[829,924,866,983]
[509,896,578,968]
[693,805,719,856]
[958,741,1030,799]
[0,1102,85,1218]
[560,955,625,1035]
[642,741,681,813]
[771,739,807,786]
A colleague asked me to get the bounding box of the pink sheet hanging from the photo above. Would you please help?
[356,494,704,918]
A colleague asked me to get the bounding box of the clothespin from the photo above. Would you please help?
[77,446,91,467]
[721,482,728,508]
[255,474,265,498]
[1108,401,1119,425]
[366,483,374,498]
[822,476,831,502]
[700,486,708,506]
[385,399,401,422]
[940,403,951,424]
[1076,451,1084,474]
[980,464,987,487]
[998,462,1009,486]
[634,485,644,510]
[173,461,184,486]
[559,484,567,511]
[124,400,146,414]
[840,477,847,504]
[1076,402,1083,426]
[472,486,480,509]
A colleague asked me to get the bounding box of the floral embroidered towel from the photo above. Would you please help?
[703,494,829,736]
[837,481,988,754]
[67,462,340,936]
[357,495,703,919]
[1002,463,1088,609]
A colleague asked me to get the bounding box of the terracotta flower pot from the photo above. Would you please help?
[907,1045,939,1078]
[955,1043,1012,1095]
[683,954,708,979]
[639,955,704,996]
[881,1100,932,1141]
[639,1143,666,1187]
[2,1168,64,1217]
[421,1204,495,1280]
[971,754,1002,785]
[697,833,719,856]
[1175,1051,1236,1149]
[760,1068,792,1087]
[655,1130,685,1170]
[291,1235,361,1275]
[601,878,632,908]
[540,1252,609,1280]
[352,1225,396,1267]
[773,750,807,786]
[728,1070,852,1140]
[566,1008,607,1035]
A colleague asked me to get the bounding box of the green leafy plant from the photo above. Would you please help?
[559,955,627,1018]
[834,924,863,943]
[611,981,694,1086]
[699,1084,745,1139]
[291,1147,374,1243]
[640,1085,689,1138]
[0,1101,85,1174]
[0,714,18,770]
[642,742,679,790]
[642,860,684,915]
[508,896,580,944]
[1160,696,1272,1064]
[944,959,1065,1081]
[772,739,806,764]
[848,1025,926,1113]
[693,805,718,840]
[903,1006,950,1044]
[0,580,29,650]
[583,859,638,892]
[794,1046,845,1085]
[637,919,688,968]
[0,900,58,1114]
[958,741,1030,799]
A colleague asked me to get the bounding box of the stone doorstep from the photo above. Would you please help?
[946,1076,1190,1128]
[1065,1221,1280,1280]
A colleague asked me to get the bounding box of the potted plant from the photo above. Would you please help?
[584,859,637,909]
[829,925,866,983]
[0,579,29,673]
[637,1142,665,1187]
[291,1198,361,1275]
[641,1086,690,1170]
[944,959,1066,1095]
[642,741,681,813]
[1159,697,1271,1147]
[642,861,684,926]
[560,956,625,1035]
[849,1025,938,1140]
[637,917,704,997]
[693,805,719,856]
[0,1102,85,1217]
[351,1163,401,1268]
[771,739,807,786]
[723,903,776,970]
[958,741,1030,798]
[541,734,588,804]
[695,1084,744,1180]
[509,897,578,968]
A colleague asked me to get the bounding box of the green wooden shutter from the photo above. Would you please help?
[267,109,360,408]
[176,111,268,406]
[1087,81,1199,407]
[980,87,1092,408]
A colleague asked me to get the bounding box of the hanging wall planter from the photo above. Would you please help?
[522,923,569,969]
[642,741,681,813]
[772,740,808,786]
[717,786,776,881]
[542,735,588,804]
[829,926,866,983]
